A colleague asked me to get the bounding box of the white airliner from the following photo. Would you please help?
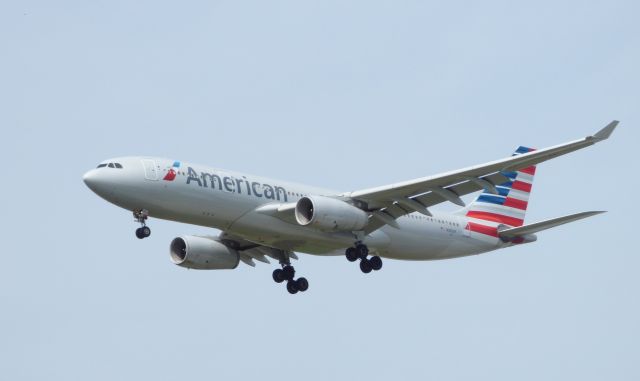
[83,121,617,294]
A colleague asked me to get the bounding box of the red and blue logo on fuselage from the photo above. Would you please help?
[163,161,181,181]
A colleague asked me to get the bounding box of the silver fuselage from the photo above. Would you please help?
[84,157,508,261]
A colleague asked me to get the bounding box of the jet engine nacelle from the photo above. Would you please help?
[170,236,239,270]
[295,195,369,232]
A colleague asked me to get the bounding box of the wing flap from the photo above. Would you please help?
[363,172,510,233]
[413,172,509,208]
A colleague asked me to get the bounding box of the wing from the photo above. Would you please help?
[344,121,617,232]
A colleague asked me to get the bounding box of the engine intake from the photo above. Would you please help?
[295,195,368,231]
[170,236,239,270]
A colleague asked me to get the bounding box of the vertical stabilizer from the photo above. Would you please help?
[464,146,536,227]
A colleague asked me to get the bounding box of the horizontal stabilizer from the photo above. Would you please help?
[499,211,606,239]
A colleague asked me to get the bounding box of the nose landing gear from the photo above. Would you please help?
[133,209,151,239]
[346,243,383,273]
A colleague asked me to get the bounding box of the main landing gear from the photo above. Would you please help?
[272,254,309,295]
[133,209,151,239]
[345,243,383,274]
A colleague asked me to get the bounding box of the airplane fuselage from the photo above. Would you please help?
[84,156,508,261]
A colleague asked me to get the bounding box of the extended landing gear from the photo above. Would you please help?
[133,209,151,239]
[272,261,309,295]
[345,243,383,274]
[135,226,151,239]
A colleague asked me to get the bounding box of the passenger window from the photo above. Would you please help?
[108,163,115,168]
[97,164,107,168]
[114,163,123,169]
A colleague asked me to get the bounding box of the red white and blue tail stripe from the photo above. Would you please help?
[465,146,536,236]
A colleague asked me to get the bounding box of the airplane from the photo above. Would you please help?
[83,121,617,294]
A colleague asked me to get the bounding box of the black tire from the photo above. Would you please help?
[345,247,358,262]
[135,228,144,239]
[360,258,373,274]
[282,265,295,281]
[286,280,299,294]
[356,244,369,258]
[369,255,383,271]
[272,269,285,283]
[296,277,309,292]
[141,226,151,238]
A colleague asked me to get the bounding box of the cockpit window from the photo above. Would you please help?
[97,162,124,169]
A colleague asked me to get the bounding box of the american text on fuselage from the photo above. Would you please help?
[185,167,289,202]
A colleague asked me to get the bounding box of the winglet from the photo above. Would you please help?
[592,120,618,141]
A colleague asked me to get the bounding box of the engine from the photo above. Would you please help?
[170,236,240,270]
[295,195,369,232]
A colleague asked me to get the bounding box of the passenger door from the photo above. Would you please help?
[142,159,159,181]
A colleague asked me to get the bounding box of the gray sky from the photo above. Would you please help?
[1,1,638,380]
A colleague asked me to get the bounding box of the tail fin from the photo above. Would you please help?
[464,146,537,227]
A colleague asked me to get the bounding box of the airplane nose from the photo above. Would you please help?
[83,169,98,189]
[83,169,110,195]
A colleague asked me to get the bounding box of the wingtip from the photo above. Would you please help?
[592,120,618,141]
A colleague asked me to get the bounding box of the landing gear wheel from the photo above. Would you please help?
[286,280,299,294]
[296,277,309,292]
[282,265,295,281]
[272,269,285,283]
[346,247,358,262]
[369,255,383,271]
[133,209,151,240]
[360,258,373,274]
[274,251,308,295]
[135,226,151,239]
